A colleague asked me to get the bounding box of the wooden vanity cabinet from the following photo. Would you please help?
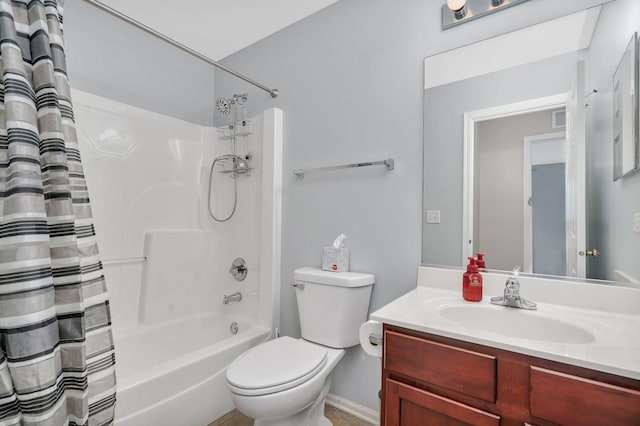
[381,324,640,426]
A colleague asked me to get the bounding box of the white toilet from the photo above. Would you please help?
[226,267,375,426]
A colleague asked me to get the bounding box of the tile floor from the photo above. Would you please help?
[209,405,373,426]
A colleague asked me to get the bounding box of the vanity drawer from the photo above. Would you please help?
[530,366,640,425]
[385,379,500,426]
[384,330,497,402]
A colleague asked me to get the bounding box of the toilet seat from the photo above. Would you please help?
[227,337,328,396]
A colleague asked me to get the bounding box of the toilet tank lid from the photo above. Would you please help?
[294,267,375,287]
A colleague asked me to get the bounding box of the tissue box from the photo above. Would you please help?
[322,247,350,272]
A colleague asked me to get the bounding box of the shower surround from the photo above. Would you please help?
[72,90,282,425]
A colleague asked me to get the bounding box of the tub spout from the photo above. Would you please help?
[223,292,242,305]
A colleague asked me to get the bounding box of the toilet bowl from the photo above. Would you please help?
[227,337,344,426]
[225,267,375,426]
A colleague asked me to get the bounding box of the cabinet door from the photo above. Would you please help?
[385,379,500,426]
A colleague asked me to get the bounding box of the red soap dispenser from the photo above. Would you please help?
[476,252,486,270]
[463,257,483,302]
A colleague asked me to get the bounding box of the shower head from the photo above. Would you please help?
[216,97,230,115]
[215,93,249,115]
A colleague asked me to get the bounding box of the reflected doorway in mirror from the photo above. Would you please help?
[460,91,590,278]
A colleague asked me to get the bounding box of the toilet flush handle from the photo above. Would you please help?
[291,282,305,290]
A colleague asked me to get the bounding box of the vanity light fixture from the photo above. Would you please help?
[442,0,529,30]
[447,0,467,20]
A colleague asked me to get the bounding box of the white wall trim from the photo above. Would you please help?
[326,393,379,425]
[462,94,568,265]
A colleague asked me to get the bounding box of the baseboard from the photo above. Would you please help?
[326,393,379,425]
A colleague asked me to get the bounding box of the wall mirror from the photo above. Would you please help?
[422,0,640,285]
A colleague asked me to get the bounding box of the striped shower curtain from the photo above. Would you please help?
[0,1,116,425]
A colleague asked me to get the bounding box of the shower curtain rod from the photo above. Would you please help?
[82,0,279,98]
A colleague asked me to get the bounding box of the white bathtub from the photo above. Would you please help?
[113,313,271,426]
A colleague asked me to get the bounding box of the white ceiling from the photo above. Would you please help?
[99,0,339,60]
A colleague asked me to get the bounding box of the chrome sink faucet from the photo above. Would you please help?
[223,292,242,305]
[490,266,537,310]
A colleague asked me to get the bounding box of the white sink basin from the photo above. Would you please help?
[440,305,595,344]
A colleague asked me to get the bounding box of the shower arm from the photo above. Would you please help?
[82,0,279,99]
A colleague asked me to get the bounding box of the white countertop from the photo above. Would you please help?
[370,267,640,380]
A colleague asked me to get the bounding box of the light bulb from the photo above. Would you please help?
[447,0,467,12]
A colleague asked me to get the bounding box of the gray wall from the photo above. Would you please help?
[585,0,640,282]
[214,0,611,412]
[64,0,216,125]
[423,52,579,268]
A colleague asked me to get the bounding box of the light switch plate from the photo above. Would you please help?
[634,212,640,233]
[426,210,441,224]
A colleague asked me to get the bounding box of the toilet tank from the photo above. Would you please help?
[293,267,374,348]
